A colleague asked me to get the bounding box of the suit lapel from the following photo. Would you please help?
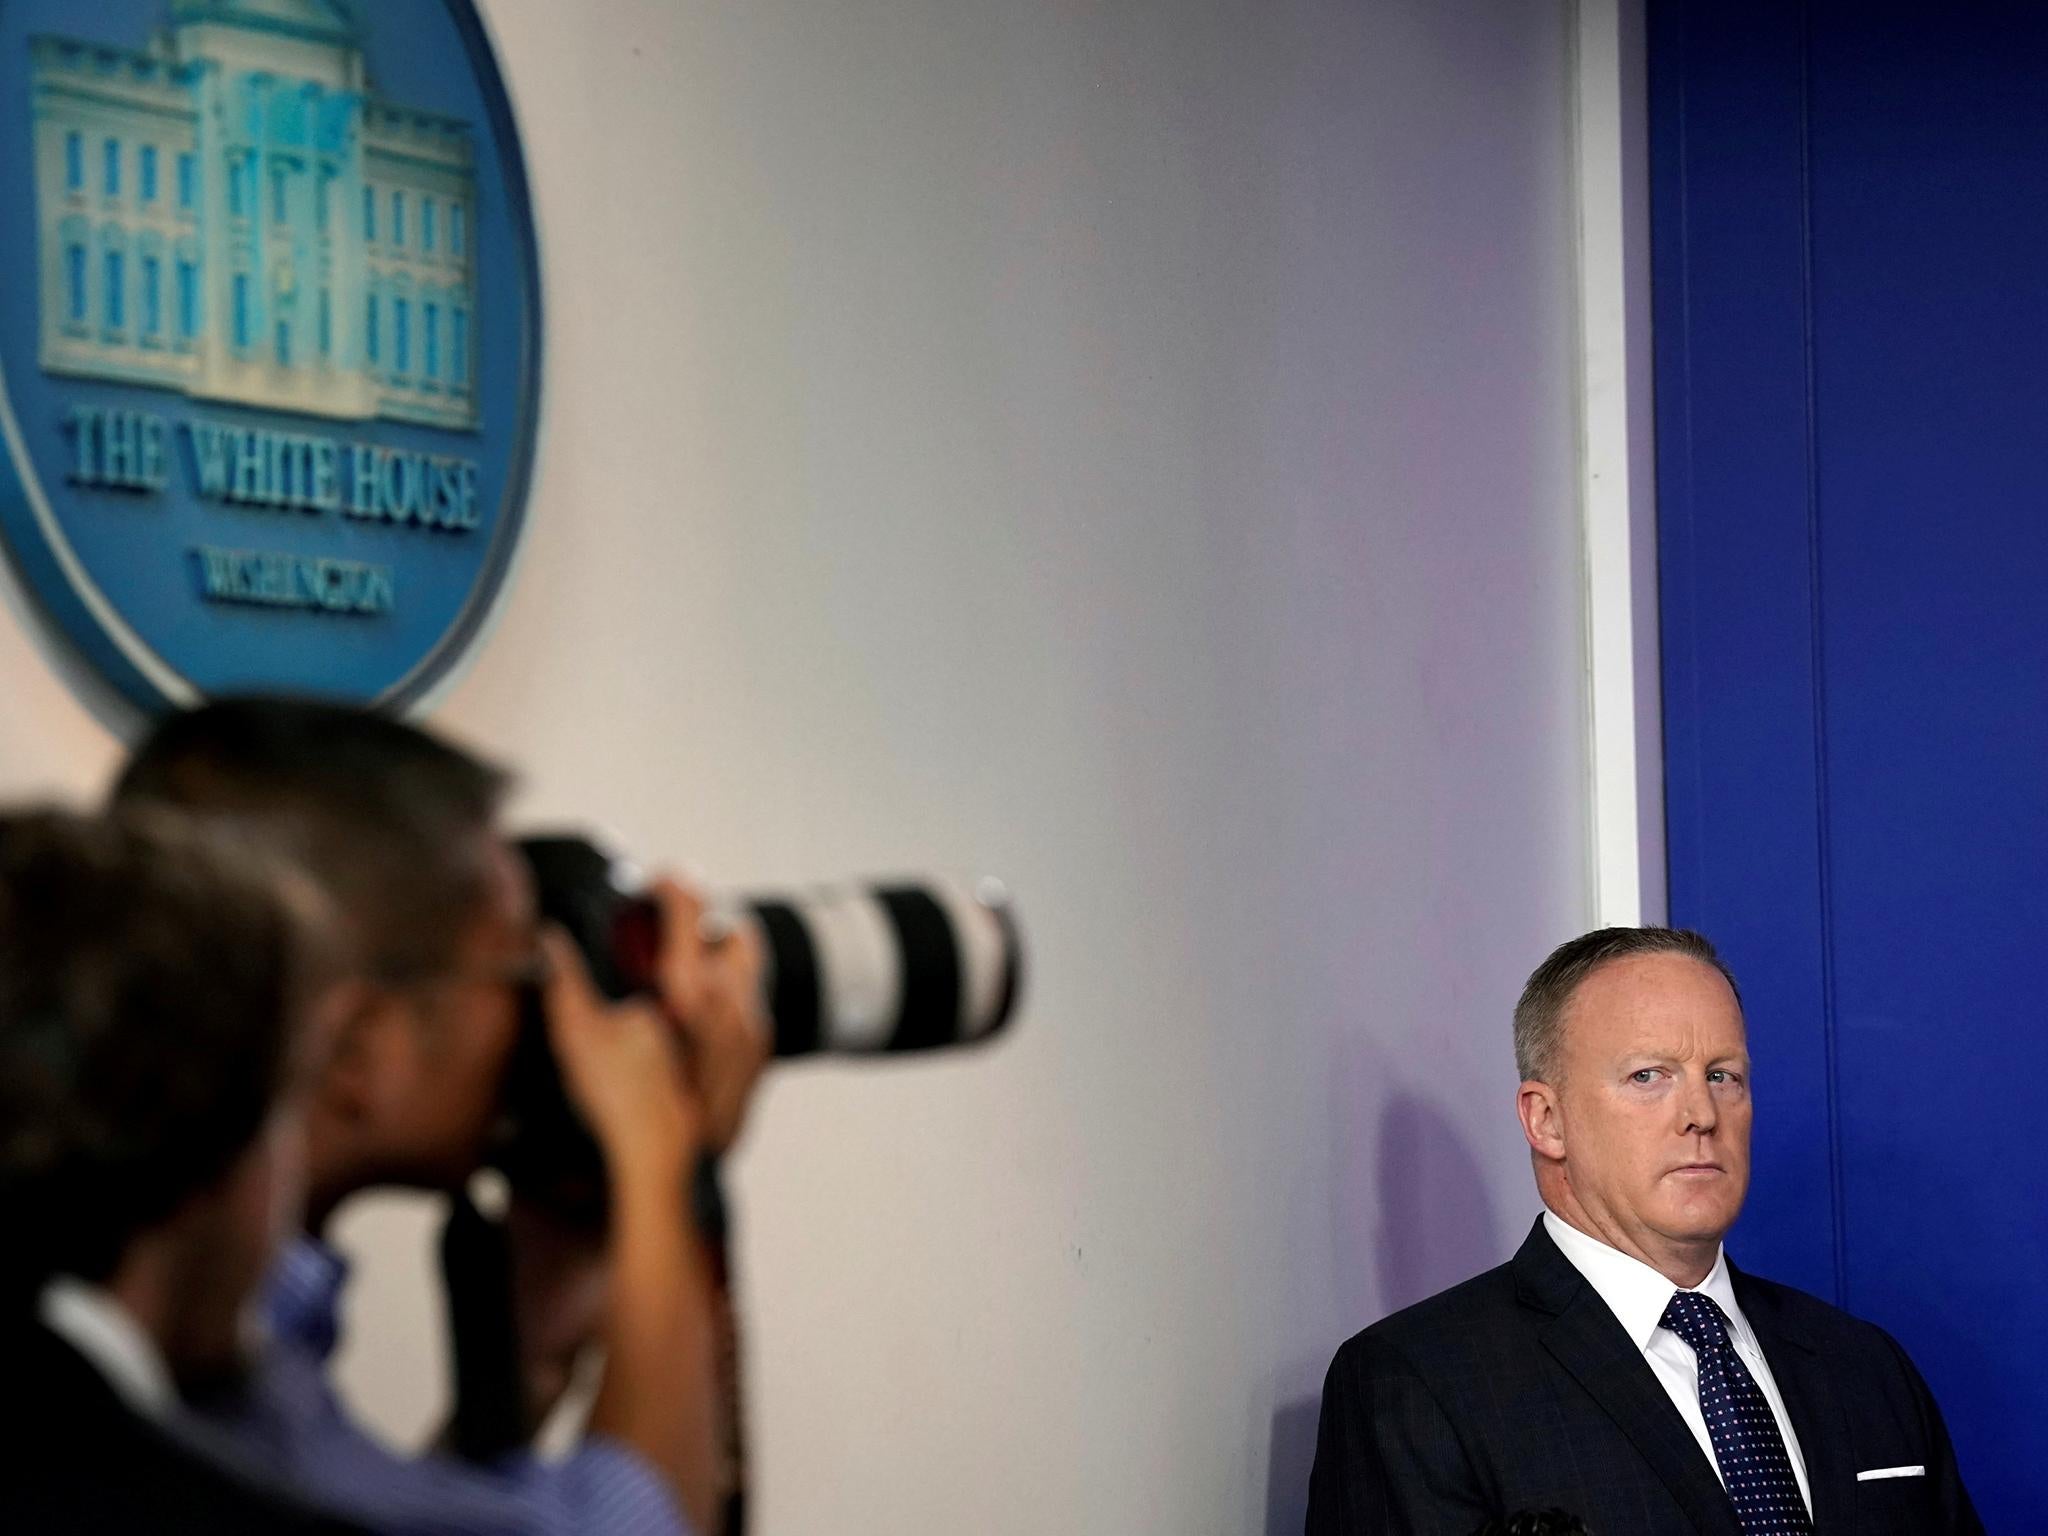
[1734,1264,1855,1532]
[1514,1222,1742,1536]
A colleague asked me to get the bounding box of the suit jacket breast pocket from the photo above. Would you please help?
[1853,1472,1935,1532]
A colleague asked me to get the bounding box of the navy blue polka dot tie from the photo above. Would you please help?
[1660,1290,1812,1534]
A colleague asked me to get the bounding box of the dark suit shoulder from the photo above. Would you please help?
[1339,1257,1522,1360]
[1322,1254,1546,1433]
[1734,1266,1919,1361]
[1732,1265,1949,1415]
[1381,1258,1524,1331]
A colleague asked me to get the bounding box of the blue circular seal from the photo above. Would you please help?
[0,0,540,715]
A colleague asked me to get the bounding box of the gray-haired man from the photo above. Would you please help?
[1307,926,1982,1535]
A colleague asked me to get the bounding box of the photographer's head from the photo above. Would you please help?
[0,807,334,1389]
[115,697,529,1224]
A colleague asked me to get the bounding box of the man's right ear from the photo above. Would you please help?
[1517,1079,1567,1163]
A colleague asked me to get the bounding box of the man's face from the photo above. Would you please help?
[376,836,535,1188]
[1549,952,1752,1258]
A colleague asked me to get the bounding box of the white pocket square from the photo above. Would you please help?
[1856,1466,1926,1481]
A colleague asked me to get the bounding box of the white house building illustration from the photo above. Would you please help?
[30,0,478,431]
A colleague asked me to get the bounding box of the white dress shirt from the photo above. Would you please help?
[1542,1211,1811,1514]
[38,1274,177,1420]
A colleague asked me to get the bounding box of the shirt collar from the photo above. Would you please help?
[1542,1209,1745,1349]
[38,1275,178,1419]
[264,1233,351,1364]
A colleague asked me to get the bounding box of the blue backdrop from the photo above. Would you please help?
[1653,1,2047,1525]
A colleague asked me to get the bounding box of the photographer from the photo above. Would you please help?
[0,807,367,1534]
[114,699,767,1536]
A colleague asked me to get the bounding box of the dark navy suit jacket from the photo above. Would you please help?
[0,1319,367,1535]
[1306,1219,1983,1535]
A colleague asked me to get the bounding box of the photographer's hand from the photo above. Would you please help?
[650,877,769,1155]
[540,928,719,1534]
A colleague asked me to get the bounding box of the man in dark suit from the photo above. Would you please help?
[1307,926,1983,1535]
[0,808,366,1533]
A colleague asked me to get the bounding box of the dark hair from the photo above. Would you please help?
[113,696,510,979]
[1513,926,1740,1084]
[0,807,326,1292]
[1470,1511,1593,1536]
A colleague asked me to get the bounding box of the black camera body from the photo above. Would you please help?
[488,833,1024,1214]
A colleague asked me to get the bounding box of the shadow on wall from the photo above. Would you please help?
[1373,1091,1505,1313]
[1264,1090,1505,1535]
[1264,1395,1321,1536]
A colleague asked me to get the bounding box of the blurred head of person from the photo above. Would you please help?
[113,697,524,1230]
[0,806,337,1392]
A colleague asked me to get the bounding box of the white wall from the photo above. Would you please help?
[0,1,1593,1532]
[1575,0,1665,927]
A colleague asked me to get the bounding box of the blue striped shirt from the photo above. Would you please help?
[208,1236,691,1536]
